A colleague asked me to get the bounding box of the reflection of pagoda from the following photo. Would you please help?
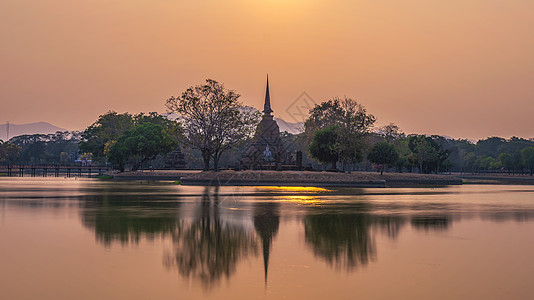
[241,76,292,169]
[253,202,280,285]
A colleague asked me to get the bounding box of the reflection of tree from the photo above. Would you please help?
[304,212,375,270]
[411,216,450,232]
[80,186,182,246]
[253,201,280,284]
[164,187,257,289]
[376,216,407,240]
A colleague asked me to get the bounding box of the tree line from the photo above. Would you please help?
[2,78,534,175]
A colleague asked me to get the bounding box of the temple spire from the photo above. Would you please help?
[263,75,273,115]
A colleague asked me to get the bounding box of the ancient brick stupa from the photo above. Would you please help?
[241,76,291,169]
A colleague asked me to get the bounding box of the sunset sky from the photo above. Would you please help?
[1,0,533,140]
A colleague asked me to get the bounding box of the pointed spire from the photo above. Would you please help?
[263,238,270,286]
[263,74,273,115]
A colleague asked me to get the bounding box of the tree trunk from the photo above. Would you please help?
[330,159,337,170]
[202,150,211,171]
[213,152,220,172]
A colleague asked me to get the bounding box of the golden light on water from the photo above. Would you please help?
[275,195,326,205]
[253,186,331,193]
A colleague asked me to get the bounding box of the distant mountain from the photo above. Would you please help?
[273,117,303,134]
[0,122,67,141]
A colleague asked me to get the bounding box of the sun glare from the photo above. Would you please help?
[254,186,331,193]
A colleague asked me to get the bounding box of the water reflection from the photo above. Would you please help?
[411,216,450,232]
[253,201,280,284]
[376,216,407,240]
[4,179,534,298]
[163,187,257,289]
[80,184,182,246]
[304,209,376,270]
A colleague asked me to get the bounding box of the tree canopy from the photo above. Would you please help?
[79,111,179,167]
[166,79,259,171]
[304,97,375,169]
[0,140,21,163]
[107,123,177,171]
[79,111,134,162]
[367,142,399,175]
[308,126,339,169]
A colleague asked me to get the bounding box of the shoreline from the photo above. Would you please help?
[112,170,463,188]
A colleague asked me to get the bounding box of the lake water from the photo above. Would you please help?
[1,178,534,299]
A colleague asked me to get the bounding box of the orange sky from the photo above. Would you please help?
[1,0,533,140]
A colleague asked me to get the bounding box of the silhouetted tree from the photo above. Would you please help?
[304,97,376,169]
[107,123,177,171]
[309,125,339,169]
[368,142,399,175]
[79,111,134,162]
[377,123,404,143]
[166,79,259,171]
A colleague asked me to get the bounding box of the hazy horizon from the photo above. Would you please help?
[1,0,533,141]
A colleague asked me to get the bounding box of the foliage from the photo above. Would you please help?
[475,137,506,157]
[8,131,80,164]
[166,79,260,171]
[79,111,181,167]
[498,153,514,173]
[0,140,21,163]
[308,126,339,168]
[377,123,404,143]
[107,123,177,171]
[79,111,134,162]
[520,147,534,175]
[367,142,399,175]
[304,97,376,169]
[407,135,448,174]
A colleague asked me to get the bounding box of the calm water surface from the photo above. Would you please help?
[1,178,534,299]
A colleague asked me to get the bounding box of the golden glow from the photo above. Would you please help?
[254,186,331,193]
[2,0,534,139]
[275,195,326,205]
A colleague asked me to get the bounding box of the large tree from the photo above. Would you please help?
[79,111,134,162]
[304,97,375,169]
[407,135,448,174]
[166,79,259,171]
[309,126,339,169]
[368,142,399,175]
[107,123,177,171]
[80,111,180,166]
